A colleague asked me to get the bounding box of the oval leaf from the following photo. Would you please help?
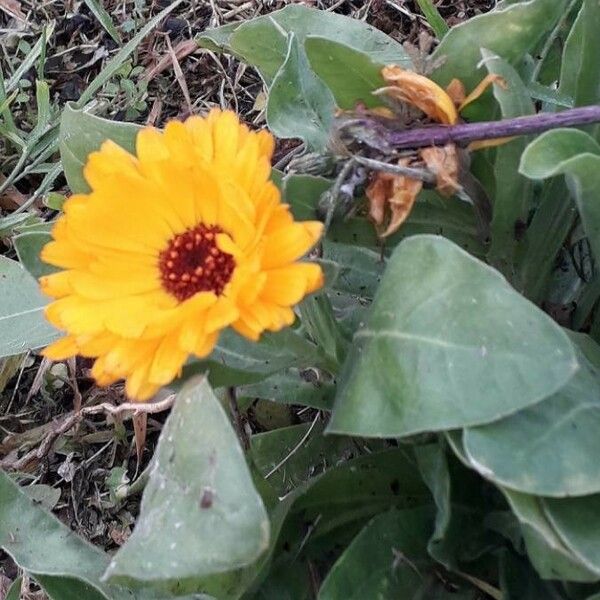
[104,378,270,594]
[328,235,578,438]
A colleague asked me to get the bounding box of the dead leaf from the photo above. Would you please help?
[420,144,461,197]
[143,39,198,82]
[0,0,25,22]
[366,158,423,238]
[133,412,147,467]
[445,78,466,106]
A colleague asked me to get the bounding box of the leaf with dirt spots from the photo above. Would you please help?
[104,377,269,597]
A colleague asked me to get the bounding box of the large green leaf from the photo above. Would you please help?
[520,128,600,265]
[304,37,386,109]
[431,0,566,93]
[558,0,600,106]
[543,495,600,578]
[59,104,141,194]
[104,378,269,597]
[463,337,600,497]
[502,489,599,582]
[328,235,577,438]
[0,256,58,357]
[198,5,411,83]
[482,50,534,279]
[267,35,335,152]
[0,471,135,600]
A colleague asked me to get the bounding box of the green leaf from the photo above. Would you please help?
[59,104,141,194]
[543,495,600,578]
[13,231,54,279]
[0,471,134,599]
[558,0,600,106]
[481,49,534,279]
[463,337,600,497]
[181,327,329,389]
[83,0,122,44]
[431,0,566,93]
[4,577,22,600]
[519,129,600,179]
[414,0,450,39]
[238,368,335,411]
[304,37,386,109]
[104,377,269,596]
[0,256,58,357]
[328,235,577,438]
[520,129,600,265]
[266,34,335,152]
[502,488,599,582]
[318,508,434,600]
[250,422,356,496]
[199,5,411,83]
[499,550,565,600]
[35,576,109,600]
[282,173,331,221]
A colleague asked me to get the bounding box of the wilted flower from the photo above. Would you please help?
[367,66,505,237]
[40,110,324,401]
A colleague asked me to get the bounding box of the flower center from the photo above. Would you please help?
[159,224,235,302]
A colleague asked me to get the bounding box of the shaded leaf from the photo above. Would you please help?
[105,378,269,597]
[328,235,577,437]
[238,368,334,411]
[502,489,599,582]
[558,0,600,106]
[0,256,58,357]
[481,49,534,278]
[250,422,355,495]
[267,34,335,152]
[318,508,433,600]
[543,495,600,578]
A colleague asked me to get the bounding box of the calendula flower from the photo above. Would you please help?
[40,110,324,401]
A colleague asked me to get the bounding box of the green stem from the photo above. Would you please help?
[414,0,449,39]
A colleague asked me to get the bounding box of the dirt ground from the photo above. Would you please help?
[0,1,494,597]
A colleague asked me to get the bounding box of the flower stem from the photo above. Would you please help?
[381,105,600,150]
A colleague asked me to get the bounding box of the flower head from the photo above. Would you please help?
[40,110,324,401]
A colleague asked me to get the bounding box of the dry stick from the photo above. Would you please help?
[368,105,600,151]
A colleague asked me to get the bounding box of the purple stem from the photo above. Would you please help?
[385,105,600,150]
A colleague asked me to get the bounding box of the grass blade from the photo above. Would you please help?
[83,0,122,44]
[76,0,183,107]
[414,0,449,39]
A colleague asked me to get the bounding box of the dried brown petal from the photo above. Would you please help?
[420,144,461,197]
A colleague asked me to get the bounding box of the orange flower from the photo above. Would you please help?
[40,110,324,401]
